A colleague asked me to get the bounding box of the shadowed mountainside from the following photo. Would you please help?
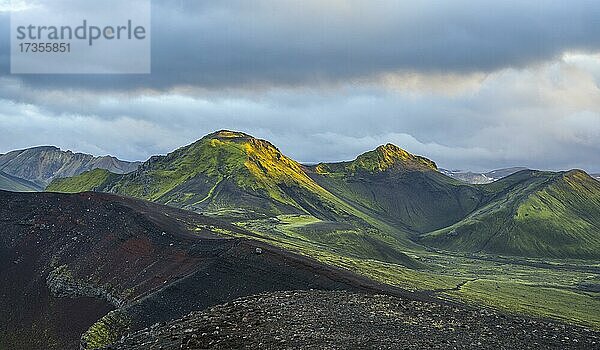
[0,170,41,192]
[422,170,600,258]
[308,144,486,234]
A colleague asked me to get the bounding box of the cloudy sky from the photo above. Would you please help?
[1,0,600,172]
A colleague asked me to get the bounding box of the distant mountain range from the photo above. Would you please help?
[46,130,600,260]
[443,168,600,184]
[2,142,594,194]
[440,167,529,184]
[0,146,139,190]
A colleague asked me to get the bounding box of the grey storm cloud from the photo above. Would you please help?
[1,0,600,90]
[1,58,599,172]
[0,1,599,173]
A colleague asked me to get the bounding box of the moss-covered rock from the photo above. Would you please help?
[81,309,131,350]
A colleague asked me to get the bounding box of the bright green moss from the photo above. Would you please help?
[81,309,130,350]
[347,144,437,173]
[46,169,115,193]
[107,131,328,210]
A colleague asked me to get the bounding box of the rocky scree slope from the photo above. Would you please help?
[107,290,600,350]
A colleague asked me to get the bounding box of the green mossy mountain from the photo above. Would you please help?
[314,143,437,175]
[46,131,600,259]
[47,169,118,194]
[422,170,600,258]
[47,131,422,264]
[47,132,462,234]
[309,145,485,233]
[75,131,353,219]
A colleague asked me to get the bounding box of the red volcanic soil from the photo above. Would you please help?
[0,191,417,350]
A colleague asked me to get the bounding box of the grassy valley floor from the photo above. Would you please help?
[229,214,600,329]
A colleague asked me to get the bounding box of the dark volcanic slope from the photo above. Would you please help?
[0,191,413,350]
[108,290,600,350]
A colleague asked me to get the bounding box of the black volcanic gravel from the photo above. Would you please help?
[108,290,600,350]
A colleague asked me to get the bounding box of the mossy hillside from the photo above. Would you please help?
[312,161,485,234]
[46,168,116,193]
[233,213,600,329]
[50,131,327,211]
[270,215,421,266]
[510,170,600,257]
[423,170,600,258]
[351,143,438,173]
[315,143,437,175]
[451,279,600,328]
[40,131,422,252]
[308,143,487,234]
[114,131,331,206]
[421,170,555,252]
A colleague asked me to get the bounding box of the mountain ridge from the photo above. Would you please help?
[314,143,438,175]
[0,146,140,188]
[96,130,342,217]
[45,130,600,260]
